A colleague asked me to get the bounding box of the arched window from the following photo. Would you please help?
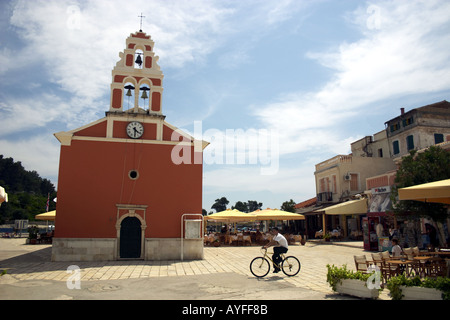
[139,84,150,110]
[123,82,135,110]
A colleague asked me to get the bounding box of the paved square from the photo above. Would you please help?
[1,238,389,299]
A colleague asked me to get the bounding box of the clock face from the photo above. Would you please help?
[126,121,144,139]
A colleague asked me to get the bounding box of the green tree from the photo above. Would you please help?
[211,197,229,213]
[247,200,263,212]
[281,199,296,212]
[0,155,56,223]
[232,201,248,212]
[391,146,450,245]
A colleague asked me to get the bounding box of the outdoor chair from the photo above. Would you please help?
[403,247,414,259]
[372,252,394,283]
[354,255,370,272]
[402,247,422,275]
[294,235,302,244]
[384,260,402,279]
[381,250,391,260]
[237,234,244,246]
[426,259,447,278]
[371,253,384,269]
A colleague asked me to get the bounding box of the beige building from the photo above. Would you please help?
[351,130,390,158]
[314,155,396,205]
[315,100,450,206]
[385,100,450,160]
[308,100,449,242]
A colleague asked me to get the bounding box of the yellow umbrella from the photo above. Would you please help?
[35,210,56,221]
[251,208,305,220]
[398,179,450,204]
[204,209,255,222]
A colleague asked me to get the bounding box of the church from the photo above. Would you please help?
[52,29,208,261]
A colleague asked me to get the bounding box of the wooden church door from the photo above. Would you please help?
[120,217,142,259]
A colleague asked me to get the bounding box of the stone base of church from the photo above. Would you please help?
[145,238,204,260]
[51,238,204,262]
[52,238,116,261]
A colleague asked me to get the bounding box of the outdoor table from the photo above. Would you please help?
[387,259,415,277]
[413,256,434,261]
[419,251,450,256]
[418,252,450,260]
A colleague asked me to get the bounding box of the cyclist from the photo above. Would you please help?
[263,227,288,273]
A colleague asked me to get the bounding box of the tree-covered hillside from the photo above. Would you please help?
[0,155,56,223]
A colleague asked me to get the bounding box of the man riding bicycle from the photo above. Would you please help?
[263,227,288,273]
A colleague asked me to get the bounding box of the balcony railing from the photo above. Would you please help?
[317,192,333,203]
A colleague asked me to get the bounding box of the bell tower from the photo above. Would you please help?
[53,28,209,262]
[109,30,164,114]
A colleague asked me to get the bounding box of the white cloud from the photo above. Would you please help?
[254,0,450,157]
[0,134,60,182]
[6,0,236,105]
[0,94,74,135]
[3,0,449,206]
[204,164,313,196]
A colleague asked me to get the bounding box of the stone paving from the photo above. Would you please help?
[0,238,371,297]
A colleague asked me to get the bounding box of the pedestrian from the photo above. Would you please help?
[391,238,402,257]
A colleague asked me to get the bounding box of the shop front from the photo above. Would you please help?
[363,186,395,251]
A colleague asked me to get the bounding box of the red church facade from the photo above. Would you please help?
[52,31,207,261]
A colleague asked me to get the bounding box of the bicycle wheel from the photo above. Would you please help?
[250,257,270,278]
[281,256,301,277]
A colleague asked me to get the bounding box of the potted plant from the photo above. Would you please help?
[326,264,381,299]
[27,226,39,244]
[213,239,221,247]
[323,233,331,242]
[386,274,449,300]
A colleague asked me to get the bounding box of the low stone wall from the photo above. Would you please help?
[52,237,203,261]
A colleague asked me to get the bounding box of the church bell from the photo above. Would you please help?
[140,87,150,99]
[135,54,143,67]
[124,85,134,97]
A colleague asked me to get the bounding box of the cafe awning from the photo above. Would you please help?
[250,208,305,220]
[314,198,368,215]
[398,179,450,204]
[35,210,56,221]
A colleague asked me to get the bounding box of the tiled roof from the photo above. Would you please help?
[294,197,317,209]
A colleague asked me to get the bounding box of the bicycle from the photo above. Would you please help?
[250,247,301,278]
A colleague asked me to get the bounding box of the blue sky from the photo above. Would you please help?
[1,0,450,212]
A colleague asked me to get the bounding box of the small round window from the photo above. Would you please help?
[128,170,139,180]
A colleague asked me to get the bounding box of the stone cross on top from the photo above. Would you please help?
[138,13,145,32]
